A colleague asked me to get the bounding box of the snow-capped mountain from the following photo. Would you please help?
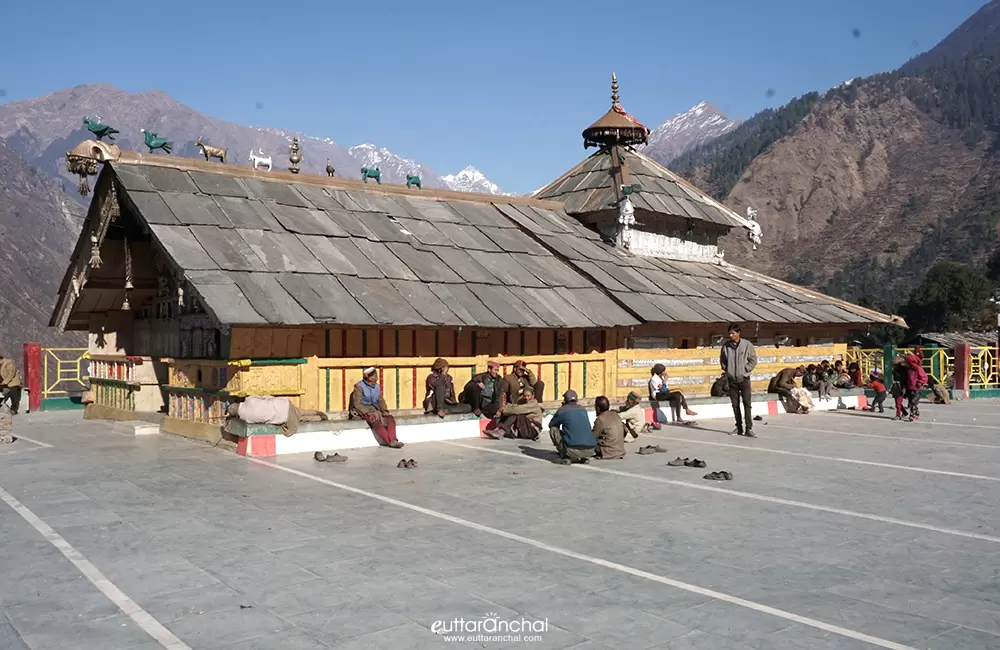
[347,143,438,187]
[640,101,742,166]
[347,144,507,195]
[440,166,508,195]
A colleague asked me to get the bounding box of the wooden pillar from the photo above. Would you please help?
[953,343,971,400]
[23,343,41,412]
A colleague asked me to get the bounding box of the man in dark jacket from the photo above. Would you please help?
[462,360,504,418]
[720,324,758,437]
[768,366,805,413]
[503,360,545,404]
[548,390,596,465]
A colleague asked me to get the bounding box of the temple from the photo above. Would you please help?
[49,75,904,450]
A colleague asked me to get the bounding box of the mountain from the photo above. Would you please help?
[439,166,508,195]
[640,101,742,166]
[669,3,1000,311]
[0,137,84,352]
[901,0,1000,73]
[0,83,505,193]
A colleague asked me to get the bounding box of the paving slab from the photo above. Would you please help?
[0,401,998,648]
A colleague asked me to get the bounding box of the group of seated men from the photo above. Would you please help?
[347,357,691,463]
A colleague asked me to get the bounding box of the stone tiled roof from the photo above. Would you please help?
[535,147,744,229]
[52,152,900,330]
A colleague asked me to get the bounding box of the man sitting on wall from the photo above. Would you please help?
[0,353,22,415]
[593,395,625,460]
[548,390,596,465]
[462,360,504,418]
[350,367,404,448]
[503,360,545,404]
[768,366,807,414]
[497,385,543,440]
[424,358,471,417]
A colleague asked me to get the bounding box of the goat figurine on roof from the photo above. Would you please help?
[249,149,272,170]
[406,174,421,190]
[361,166,381,184]
[196,138,226,163]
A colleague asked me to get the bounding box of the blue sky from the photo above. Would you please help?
[1,0,987,193]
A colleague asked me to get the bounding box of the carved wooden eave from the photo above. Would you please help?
[50,167,121,330]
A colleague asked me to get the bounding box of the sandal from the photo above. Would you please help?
[720,470,733,480]
[396,459,408,469]
[667,457,686,466]
[314,451,347,463]
[405,459,418,469]
[637,446,657,455]
[691,459,707,468]
[651,445,667,453]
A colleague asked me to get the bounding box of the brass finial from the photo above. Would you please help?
[611,72,619,106]
[289,136,301,174]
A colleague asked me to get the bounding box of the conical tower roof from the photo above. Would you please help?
[582,73,650,149]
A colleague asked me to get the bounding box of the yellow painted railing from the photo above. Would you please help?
[970,347,999,388]
[314,353,610,412]
[41,347,89,400]
[618,345,846,398]
[847,348,952,385]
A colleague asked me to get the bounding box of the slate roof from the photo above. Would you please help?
[535,147,744,229]
[53,152,900,330]
[913,331,998,348]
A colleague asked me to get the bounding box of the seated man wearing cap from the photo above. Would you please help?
[503,361,545,404]
[497,385,542,440]
[461,360,504,418]
[350,367,404,449]
[619,391,648,440]
[547,390,596,465]
[424,358,471,417]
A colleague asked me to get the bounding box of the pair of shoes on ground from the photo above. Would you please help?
[667,457,706,468]
[637,445,667,455]
[314,451,347,463]
[704,470,733,481]
[396,459,418,469]
[555,457,590,465]
[729,429,757,438]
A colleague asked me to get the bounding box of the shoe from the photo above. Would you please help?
[637,446,656,455]
[730,429,742,436]
[313,451,327,462]
[436,410,446,418]
[651,445,667,453]
[692,459,707,468]
[720,470,733,480]
[743,430,757,438]
[667,457,686,466]
[651,422,662,430]
[396,459,408,468]
[555,458,572,465]
[388,441,405,449]
[324,453,347,463]
[574,458,590,465]
[878,409,885,413]
[405,459,418,468]
[753,415,763,421]
[703,471,723,480]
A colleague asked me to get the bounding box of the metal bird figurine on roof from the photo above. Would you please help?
[140,129,173,154]
[83,116,119,141]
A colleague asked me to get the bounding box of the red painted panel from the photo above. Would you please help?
[23,343,41,411]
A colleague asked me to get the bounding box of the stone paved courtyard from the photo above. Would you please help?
[1,400,1000,650]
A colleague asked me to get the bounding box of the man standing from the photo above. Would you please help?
[547,390,596,465]
[720,324,757,437]
[0,353,22,415]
